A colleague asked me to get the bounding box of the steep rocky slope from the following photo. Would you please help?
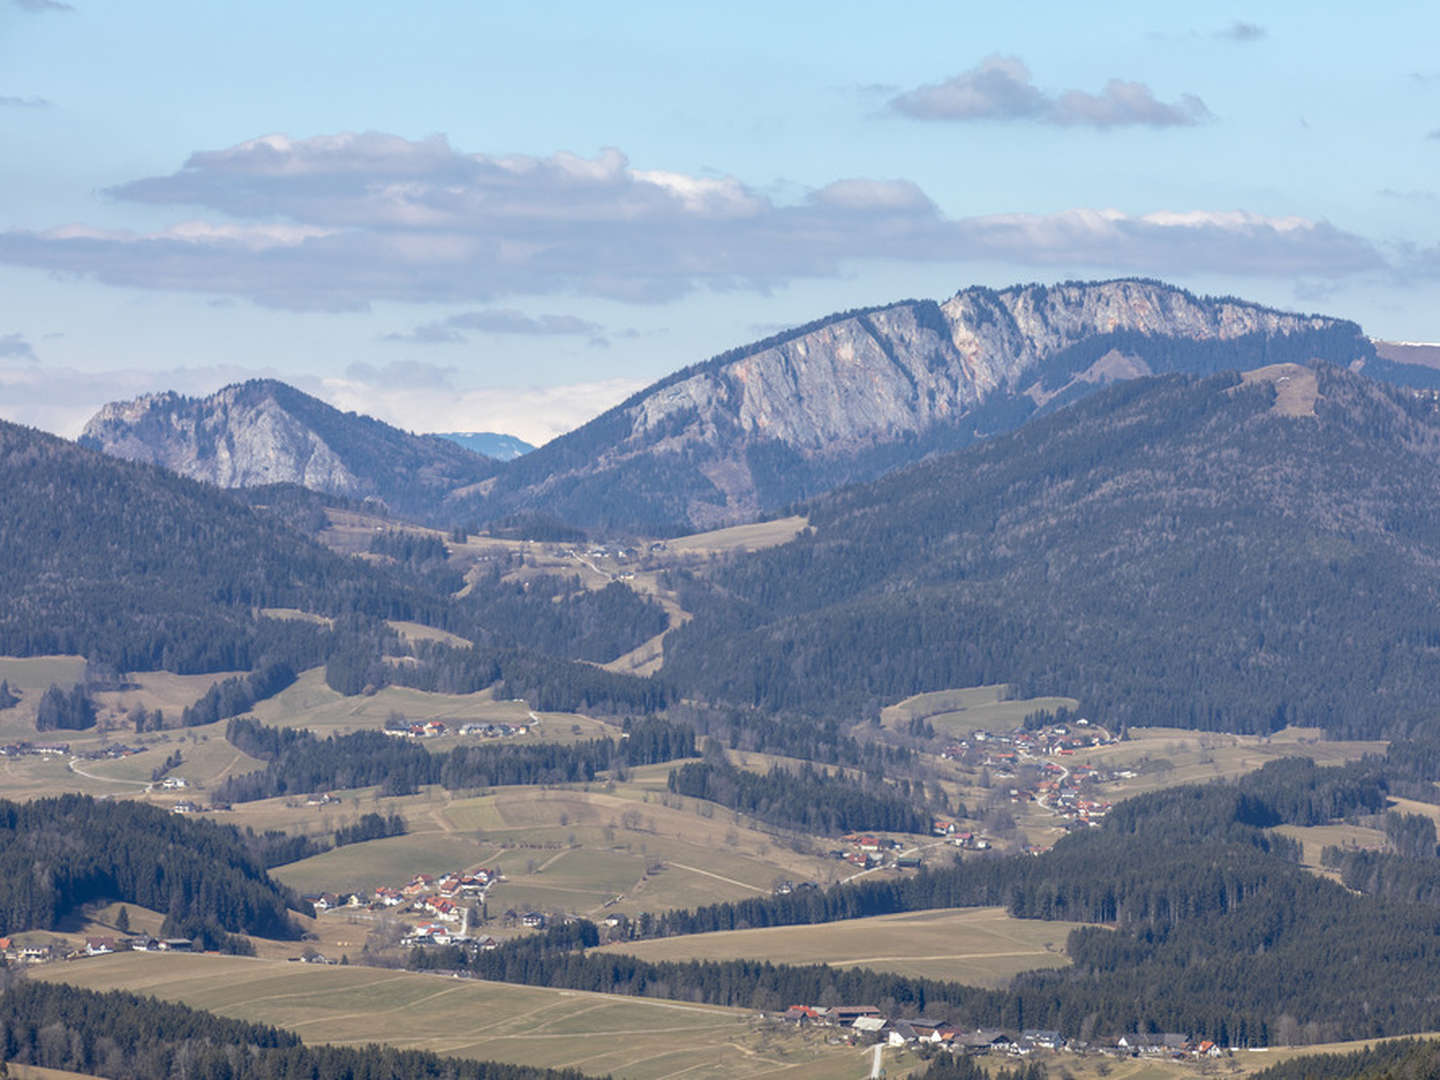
[81,280,1383,534]
[81,380,497,520]
[461,279,1375,532]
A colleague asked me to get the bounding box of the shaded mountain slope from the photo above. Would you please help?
[0,418,429,672]
[660,364,1440,737]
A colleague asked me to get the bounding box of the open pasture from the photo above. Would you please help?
[35,952,865,1080]
[0,665,264,802]
[1273,822,1387,871]
[1073,726,1385,800]
[596,906,1089,988]
[0,655,87,693]
[271,831,504,895]
[262,782,842,917]
[663,515,808,555]
[248,667,615,744]
[883,685,1081,738]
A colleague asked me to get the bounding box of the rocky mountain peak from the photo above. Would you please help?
[80,379,497,520]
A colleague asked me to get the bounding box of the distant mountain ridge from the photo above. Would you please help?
[82,280,1393,533]
[80,380,498,521]
[455,278,1379,533]
[434,431,535,460]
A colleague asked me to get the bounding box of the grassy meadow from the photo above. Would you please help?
[34,952,874,1080]
[596,906,1090,987]
[265,781,844,915]
[882,685,1081,738]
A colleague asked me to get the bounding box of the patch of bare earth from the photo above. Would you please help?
[1239,362,1318,417]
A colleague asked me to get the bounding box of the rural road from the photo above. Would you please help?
[68,758,151,789]
[840,840,948,884]
[668,862,767,893]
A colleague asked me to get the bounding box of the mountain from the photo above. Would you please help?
[660,363,1440,738]
[80,380,498,521]
[80,281,1389,536]
[456,279,1378,534]
[434,432,535,460]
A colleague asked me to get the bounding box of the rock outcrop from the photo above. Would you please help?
[466,279,1374,532]
[80,380,497,520]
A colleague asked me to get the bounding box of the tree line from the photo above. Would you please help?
[667,758,933,835]
[245,812,408,869]
[216,715,698,803]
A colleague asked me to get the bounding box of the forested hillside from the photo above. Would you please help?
[0,419,432,672]
[0,795,302,947]
[662,365,1440,736]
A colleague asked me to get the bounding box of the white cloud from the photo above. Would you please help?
[0,346,640,448]
[0,95,51,108]
[319,374,647,447]
[0,132,1387,312]
[891,56,1210,127]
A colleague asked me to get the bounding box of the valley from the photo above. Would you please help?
[4,287,1440,1080]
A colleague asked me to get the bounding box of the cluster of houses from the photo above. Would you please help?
[76,743,146,760]
[383,719,532,739]
[0,741,69,758]
[776,1006,1226,1059]
[932,820,993,850]
[169,798,229,815]
[305,868,504,946]
[939,719,1124,827]
[828,833,910,870]
[0,935,194,965]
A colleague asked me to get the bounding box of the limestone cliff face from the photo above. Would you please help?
[80,380,496,520]
[632,281,1333,456]
[81,281,1375,535]
[84,385,361,493]
[473,279,1365,532]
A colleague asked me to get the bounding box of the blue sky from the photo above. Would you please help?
[1,0,1437,442]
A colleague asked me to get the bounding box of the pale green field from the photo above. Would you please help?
[664,515,809,554]
[882,685,1081,737]
[272,832,503,894]
[0,664,262,802]
[0,655,88,692]
[1274,822,1388,873]
[249,667,615,745]
[596,906,1087,988]
[259,783,842,916]
[34,952,872,1080]
[388,620,473,649]
[1073,726,1386,800]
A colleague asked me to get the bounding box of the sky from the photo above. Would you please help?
[1,1,1437,445]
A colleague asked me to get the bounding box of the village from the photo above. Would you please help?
[300,867,512,949]
[382,718,532,739]
[941,716,1129,830]
[775,1004,1230,1062]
